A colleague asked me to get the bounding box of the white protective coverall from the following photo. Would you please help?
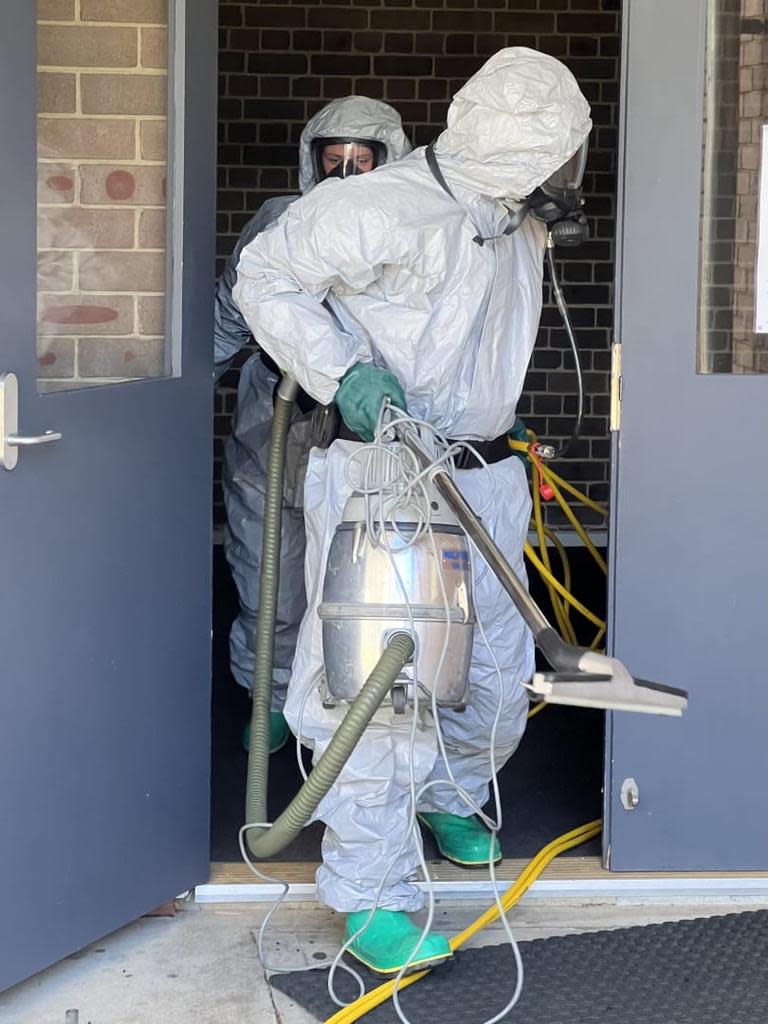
[215,97,411,702]
[234,48,592,912]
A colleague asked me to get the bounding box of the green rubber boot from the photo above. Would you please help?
[345,909,452,976]
[418,812,501,868]
[242,711,290,755]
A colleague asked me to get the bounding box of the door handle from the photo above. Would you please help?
[7,431,63,447]
[1,372,62,471]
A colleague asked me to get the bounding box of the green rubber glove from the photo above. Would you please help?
[335,362,407,442]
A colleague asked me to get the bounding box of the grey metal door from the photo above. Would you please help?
[0,0,216,989]
[607,0,768,868]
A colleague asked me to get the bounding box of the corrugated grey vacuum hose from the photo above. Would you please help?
[245,632,414,859]
[245,374,298,852]
[244,373,414,858]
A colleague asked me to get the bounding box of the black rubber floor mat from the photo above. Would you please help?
[270,910,768,1023]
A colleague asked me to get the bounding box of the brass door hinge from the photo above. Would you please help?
[610,342,622,432]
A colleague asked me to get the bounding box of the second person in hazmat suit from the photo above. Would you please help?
[234,48,592,974]
[214,97,411,753]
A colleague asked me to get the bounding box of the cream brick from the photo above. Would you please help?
[38,25,137,68]
[38,251,75,293]
[38,207,135,249]
[37,163,75,205]
[38,73,76,113]
[38,294,134,336]
[37,338,75,378]
[79,251,165,292]
[38,0,76,20]
[78,337,165,378]
[137,295,165,335]
[80,164,166,205]
[139,120,166,161]
[741,144,760,171]
[742,0,765,17]
[742,89,763,119]
[742,40,762,67]
[81,73,167,116]
[38,118,135,160]
[138,209,166,248]
[141,28,167,69]
[81,0,167,25]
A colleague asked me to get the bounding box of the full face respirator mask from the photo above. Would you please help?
[425,138,590,247]
[525,140,589,246]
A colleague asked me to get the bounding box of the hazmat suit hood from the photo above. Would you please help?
[298,96,412,194]
[433,47,592,201]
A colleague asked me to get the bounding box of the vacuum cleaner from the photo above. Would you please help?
[241,374,687,861]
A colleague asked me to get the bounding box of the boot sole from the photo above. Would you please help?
[417,815,502,868]
[346,946,453,976]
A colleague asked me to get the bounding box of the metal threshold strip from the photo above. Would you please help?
[197,859,768,904]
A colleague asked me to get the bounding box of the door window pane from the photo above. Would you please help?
[36,0,170,391]
[698,0,768,373]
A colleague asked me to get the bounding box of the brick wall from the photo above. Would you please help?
[37,0,169,389]
[214,0,621,529]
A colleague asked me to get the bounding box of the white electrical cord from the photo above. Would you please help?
[329,403,525,1023]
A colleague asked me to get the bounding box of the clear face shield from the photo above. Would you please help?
[311,137,386,182]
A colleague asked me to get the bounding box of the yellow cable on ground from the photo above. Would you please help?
[324,819,603,1024]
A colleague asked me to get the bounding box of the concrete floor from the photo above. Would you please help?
[0,896,759,1024]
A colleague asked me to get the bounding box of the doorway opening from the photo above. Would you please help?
[209,0,619,876]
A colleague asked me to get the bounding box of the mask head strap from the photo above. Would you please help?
[425,143,530,246]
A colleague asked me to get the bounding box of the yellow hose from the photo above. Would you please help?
[526,700,547,720]
[531,462,574,642]
[324,819,603,1024]
[524,544,605,630]
[509,436,607,646]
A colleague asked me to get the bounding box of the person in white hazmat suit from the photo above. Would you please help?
[214,97,412,754]
[234,48,592,974]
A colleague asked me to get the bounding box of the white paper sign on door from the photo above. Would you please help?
[756,123,768,334]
